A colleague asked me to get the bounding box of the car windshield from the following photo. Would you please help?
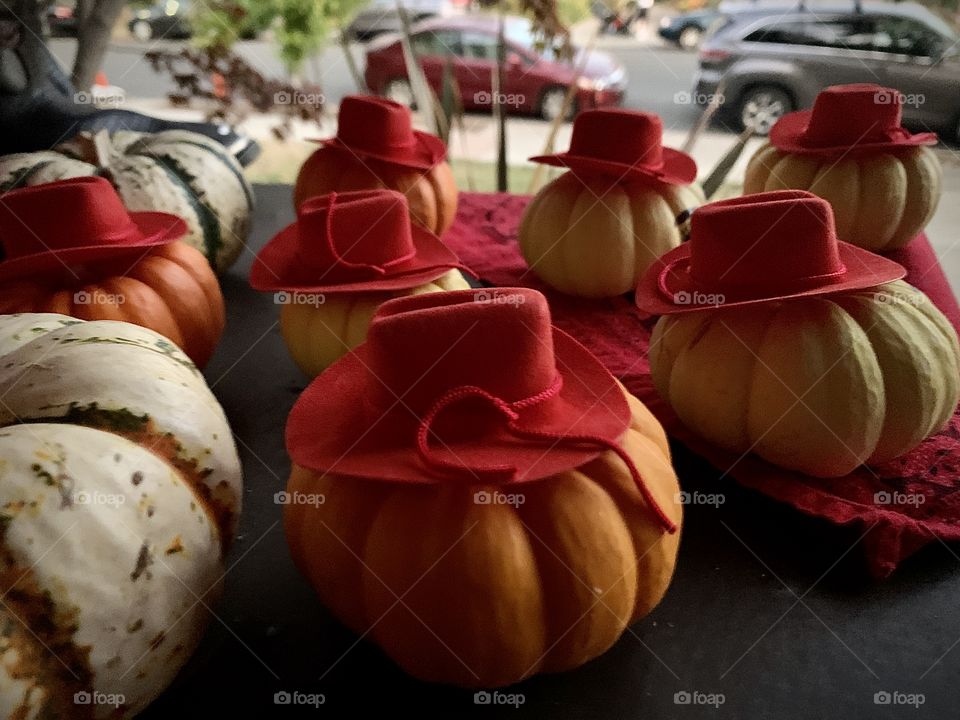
[503,18,570,61]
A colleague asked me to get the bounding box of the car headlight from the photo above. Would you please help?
[577,77,596,91]
[659,17,671,28]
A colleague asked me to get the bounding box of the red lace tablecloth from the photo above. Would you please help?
[445,191,960,579]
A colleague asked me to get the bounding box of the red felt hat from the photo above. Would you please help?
[529,109,697,185]
[250,188,469,293]
[313,95,447,170]
[636,190,906,315]
[769,83,938,155]
[0,176,186,283]
[287,288,676,532]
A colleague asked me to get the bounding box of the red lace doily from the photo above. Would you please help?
[445,192,960,579]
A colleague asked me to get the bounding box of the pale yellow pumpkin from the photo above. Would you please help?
[744,143,942,251]
[280,270,470,376]
[519,172,705,298]
[649,280,960,477]
[284,389,682,687]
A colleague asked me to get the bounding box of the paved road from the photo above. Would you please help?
[48,36,706,132]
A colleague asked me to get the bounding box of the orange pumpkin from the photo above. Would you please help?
[293,148,458,235]
[0,242,225,367]
[284,389,682,687]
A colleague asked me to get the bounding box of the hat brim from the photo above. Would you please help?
[0,211,187,284]
[769,110,939,155]
[286,327,631,484]
[529,146,698,186]
[250,220,470,294]
[635,240,907,315]
[313,130,447,171]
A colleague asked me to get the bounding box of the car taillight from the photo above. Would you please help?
[699,49,731,63]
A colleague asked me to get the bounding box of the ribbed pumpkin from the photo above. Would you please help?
[649,280,960,477]
[293,148,457,235]
[284,389,682,687]
[280,269,469,377]
[0,313,241,719]
[0,129,254,272]
[0,241,226,368]
[743,143,942,251]
[519,172,705,298]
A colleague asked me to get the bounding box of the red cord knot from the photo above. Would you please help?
[415,375,677,534]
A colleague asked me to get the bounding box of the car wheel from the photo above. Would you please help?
[540,87,572,122]
[678,26,702,50]
[738,85,793,135]
[383,78,415,108]
[131,20,153,42]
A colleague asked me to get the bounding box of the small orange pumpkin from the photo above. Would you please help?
[0,241,225,368]
[285,388,681,687]
[294,148,458,235]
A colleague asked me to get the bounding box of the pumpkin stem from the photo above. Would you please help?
[73,130,114,172]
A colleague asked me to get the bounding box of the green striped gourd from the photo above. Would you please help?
[0,130,253,273]
[0,313,242,718]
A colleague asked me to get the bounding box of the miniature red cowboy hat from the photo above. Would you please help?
[636,190,906,315]
[287,287,676,532]
[529,109,697,185]
[250,188,469,293]
[0,176,187,283]
[769,83,938,155]
[313,95,447,170]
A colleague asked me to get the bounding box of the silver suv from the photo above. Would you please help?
[695,1,960,140]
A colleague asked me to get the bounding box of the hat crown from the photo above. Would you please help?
[567,109,664,169]
[335,95,418,155]
[687,190,846,294]
[0,176,140,260]
[802,83,905,147]
[295,189,417,276]
[365,289,557,410]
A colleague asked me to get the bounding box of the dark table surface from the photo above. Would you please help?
[141,185,960,719]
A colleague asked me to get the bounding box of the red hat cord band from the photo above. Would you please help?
[657,258,850,302]
[324,192,417,276]
[415,375,677,534]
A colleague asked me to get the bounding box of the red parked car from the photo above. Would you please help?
[364,15,628,121]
